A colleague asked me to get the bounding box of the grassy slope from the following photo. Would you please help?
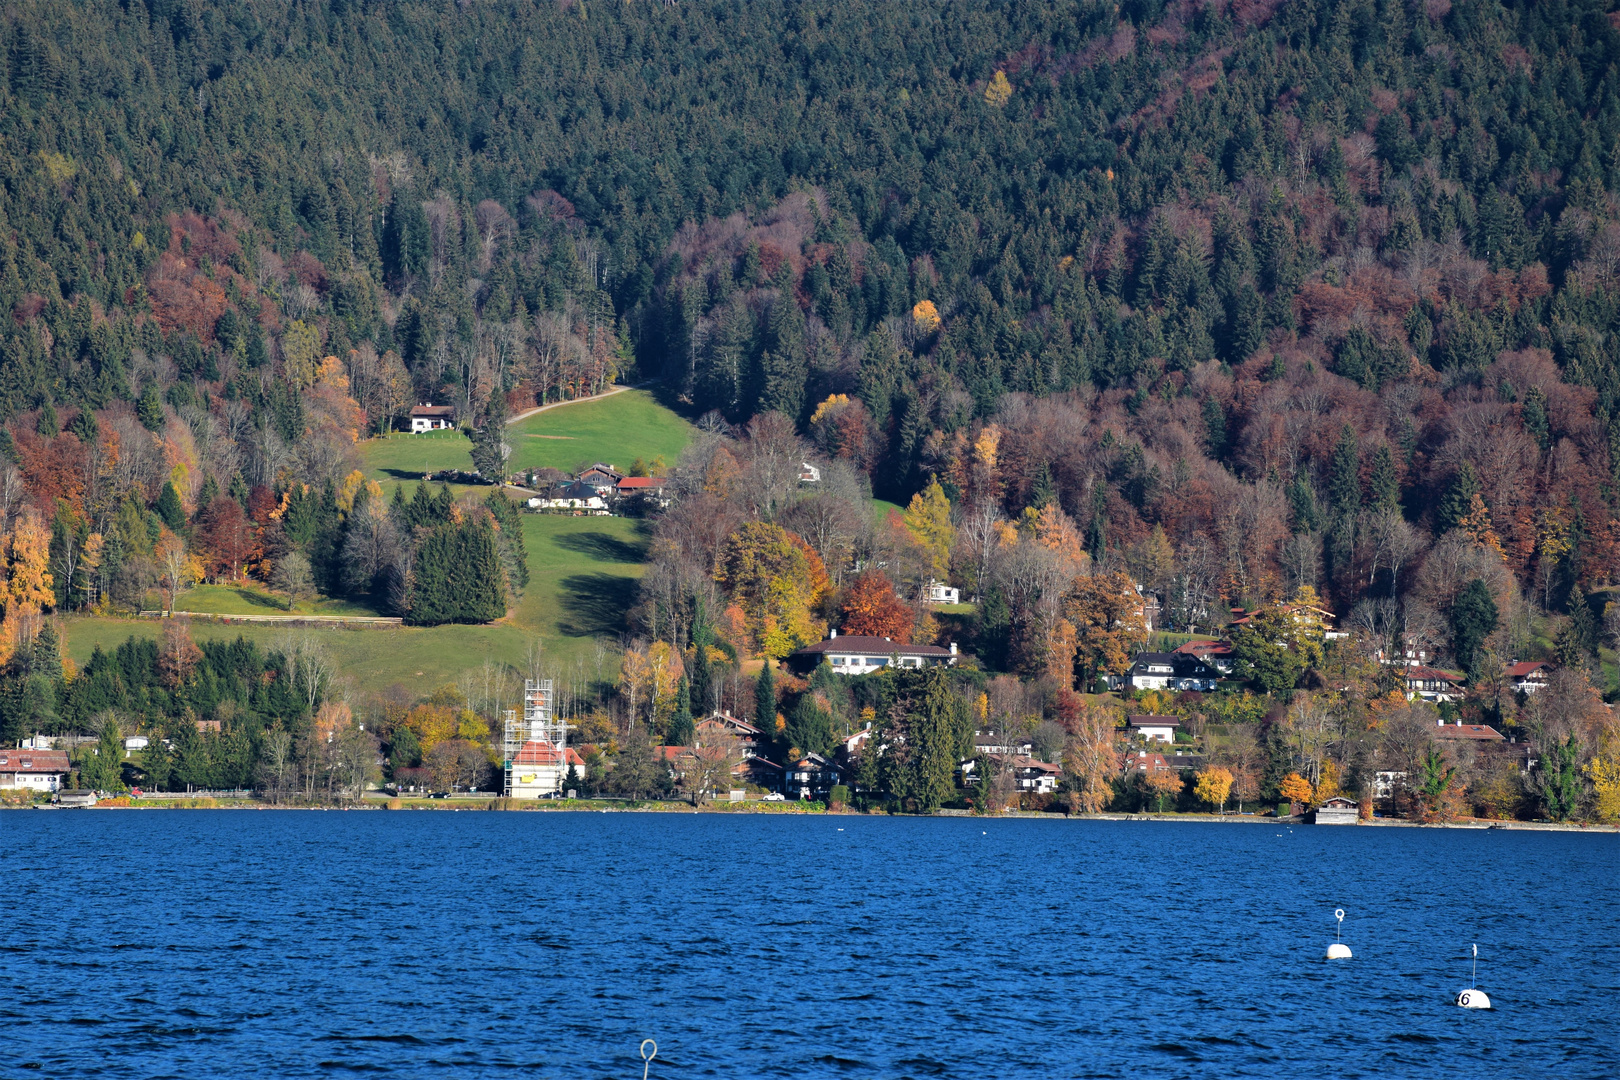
[506,390,692,475]
[159,583,384,618]
[360,389,693,482]
[64,515,651,694]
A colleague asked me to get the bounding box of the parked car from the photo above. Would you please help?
[761,792,785,802]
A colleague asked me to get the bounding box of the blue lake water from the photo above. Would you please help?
[3,811,1617,1079]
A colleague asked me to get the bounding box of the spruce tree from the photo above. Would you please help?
[1436,464,1480,533]
[155,481,186,532]
[689,597,713,715]
[1086,484,1107,561]
[668,676,694,747]
[471,386,510,479]
[1568,584,1599,658]
[1449,579,1498,681]
[1368,444,1400,512]
[1030,461,1056,509]
[1287,473,1321,533]
[754,658,777,758]
[1328,424,1361,516]
[1201,395,1227,459]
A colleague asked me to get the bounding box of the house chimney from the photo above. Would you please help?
[829,628,837,639]
[1456,719,1462,726]
[1436,717,1443,726]
[950,642,958,655]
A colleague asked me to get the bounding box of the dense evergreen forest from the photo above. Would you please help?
[8,1,1620,811]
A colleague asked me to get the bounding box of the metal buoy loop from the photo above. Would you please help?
[641,1039,658,1080]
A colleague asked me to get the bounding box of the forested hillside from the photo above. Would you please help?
[5,2,1620,664]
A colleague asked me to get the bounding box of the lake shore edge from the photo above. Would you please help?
[15,799,1619,832]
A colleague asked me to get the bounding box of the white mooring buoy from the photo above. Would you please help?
[1456,944,1491,1009]
[1325,908,1352,959]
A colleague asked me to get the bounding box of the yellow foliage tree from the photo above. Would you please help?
[1195,766,1234,811]
[1588,747,1620,822]
[984,70,1013,107]
[715,522,828,657]
[809,394,850,426]
[3,507,56,615]
[403,704,461,752]
[336,469,368,513]
[903,480,955,580]
[911,300,941,336]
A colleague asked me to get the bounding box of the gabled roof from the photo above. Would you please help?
[795,634,954,658]
[1127,714,1180,728]
[0,749,70,772]
[1504,661,1551,678]
[1433,723,1505,741]
[410,404,455,417]
[1128,652,1219,678]
[616,476,666,490]
[579,462,622,479]
[1174,640,1232,658]
[1406,666,1464,683]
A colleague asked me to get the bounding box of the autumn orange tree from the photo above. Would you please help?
[1278,772,1314,807]
[1143,769,1183,812]
[1061,570,1148,688]
[838,572,912,642]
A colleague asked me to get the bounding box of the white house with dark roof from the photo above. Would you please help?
[1505,661,1552,694]
[789,630,958,676]
[409,403,456,432]
[1121,652,1220,691]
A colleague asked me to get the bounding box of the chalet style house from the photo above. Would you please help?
[409,403,456,432]
[1505,661,1552,694]
[788,630,959,676]
[1405,666,1465,702]
[1118,651,1220,691]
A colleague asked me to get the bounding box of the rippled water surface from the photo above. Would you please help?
[4,811,1617,1079]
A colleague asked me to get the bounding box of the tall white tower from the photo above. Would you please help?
[503,679,573,797]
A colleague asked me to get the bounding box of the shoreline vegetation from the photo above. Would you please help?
[18,799,1618,832]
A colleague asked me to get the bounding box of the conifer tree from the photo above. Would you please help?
[754,657,777,759]
[1437,464,1481,534]
[1369,444,1400,512]
[689,597,713,716]
[668,676,694,748]
[155,481,186,533]
[471,387,510,480]
[1328,424,1361,516]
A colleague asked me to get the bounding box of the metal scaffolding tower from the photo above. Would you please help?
[503,679,572,797]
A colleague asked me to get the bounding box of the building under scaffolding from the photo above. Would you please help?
[503,679,579,798]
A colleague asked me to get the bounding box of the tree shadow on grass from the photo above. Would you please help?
[556,573,640,637]
[230,587,287,610]
[381,468,427,481]
[553,530,649,564]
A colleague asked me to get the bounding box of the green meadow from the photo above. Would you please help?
[361,388,693,483]
[66,515,652,695]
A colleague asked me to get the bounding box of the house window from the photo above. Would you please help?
[832,656,845,665]
[867,658,888,667]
